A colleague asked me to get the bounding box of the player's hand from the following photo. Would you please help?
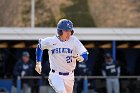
[75,54,84,62]
[35,62,42,74]
[21,71,26,77]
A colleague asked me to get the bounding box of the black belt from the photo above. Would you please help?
[51,69,70,76]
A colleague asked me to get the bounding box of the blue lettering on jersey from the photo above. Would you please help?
[51,48,72,54]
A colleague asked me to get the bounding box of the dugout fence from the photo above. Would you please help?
[15,76,140,93]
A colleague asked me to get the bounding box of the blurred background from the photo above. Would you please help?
[0,0,140,93]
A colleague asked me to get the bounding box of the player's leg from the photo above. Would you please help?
[113,79,120,93]
[64,78,74,93]
[48,73,67,93]
[106,79,113,93]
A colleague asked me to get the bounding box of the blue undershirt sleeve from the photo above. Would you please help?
[36,44,43,62]
[81,52,88,62]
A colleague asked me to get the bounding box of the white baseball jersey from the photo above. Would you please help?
[39,36,87,72]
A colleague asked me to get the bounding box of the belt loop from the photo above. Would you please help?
[52,69,55,73]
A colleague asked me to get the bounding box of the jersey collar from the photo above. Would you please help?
[56,36,67,42]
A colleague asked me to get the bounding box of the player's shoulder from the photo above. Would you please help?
[44,36,56,40]
[70,36,81,44]
[39,36,57,41]
[70,36,79,41]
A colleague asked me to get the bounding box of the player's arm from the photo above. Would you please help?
[35,44,43,74]
[116,63,121,76]
[102,70,106,76]
[76,52,88,62]
[13,61,21,76]
[35,38,51,74]
[101,64,106,77]
[117,67,120,77]
[73,36,89,62]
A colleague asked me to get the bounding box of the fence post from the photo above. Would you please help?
[17,76,21,93]
[31,0,35,27]
[83,76,88,93]
[112,40,116,62]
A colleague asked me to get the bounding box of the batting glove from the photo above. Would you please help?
[76,54,84,62]
[35,62,42,74]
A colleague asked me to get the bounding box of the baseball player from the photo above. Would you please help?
[102,53,120,93]
[35,19,88,93]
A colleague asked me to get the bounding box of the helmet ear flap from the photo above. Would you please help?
[58,30,63,36]
[71,30,74,35]
[60,30,63,36]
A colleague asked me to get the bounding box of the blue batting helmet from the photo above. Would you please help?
[57,19,74,36]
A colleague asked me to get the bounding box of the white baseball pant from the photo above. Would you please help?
[48,71,74,93]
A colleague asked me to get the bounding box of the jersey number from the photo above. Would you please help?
[66,56,72,63]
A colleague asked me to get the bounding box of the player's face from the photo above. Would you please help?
[105,57,112,62]
[61,30,71,41]
[22,56,29,63]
